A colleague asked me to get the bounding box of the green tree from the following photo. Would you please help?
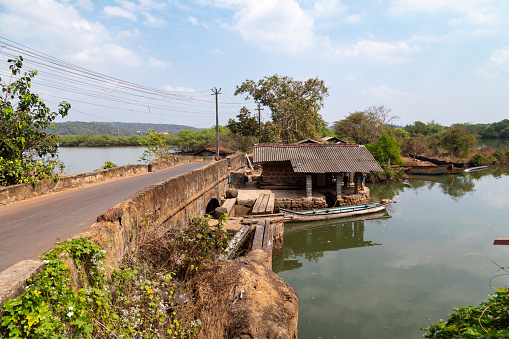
[333,106,397,144]
[0,56,70,186]
[365,133,402,165]
[227,107,259,137]
[234,74,329,143]
[139,129,174,163]
[440,126,477,157]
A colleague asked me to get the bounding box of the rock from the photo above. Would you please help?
[212,207,228,219]
[225,189,238,199]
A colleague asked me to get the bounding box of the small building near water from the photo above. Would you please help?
[253,142,382,208]
[192,146,235,158]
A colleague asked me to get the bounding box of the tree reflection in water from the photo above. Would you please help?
[273,213,389,274]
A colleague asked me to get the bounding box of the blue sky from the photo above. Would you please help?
[0,0,508,129]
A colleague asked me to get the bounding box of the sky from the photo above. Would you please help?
[0,0,508,129]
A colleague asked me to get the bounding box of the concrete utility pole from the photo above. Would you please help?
[256,102,264,144]
[211,87,222,157]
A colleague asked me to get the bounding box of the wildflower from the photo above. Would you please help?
[68,306,73,311]
[67,311,74,318]
[147,289,154,295]
[33,290,41,297]
[43,260,50,264]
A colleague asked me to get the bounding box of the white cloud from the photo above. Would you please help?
[101,0,167,26]
[476,47,509,80]
[360,85,416,98]
[313,0,347,17]
[163,85,196,93]
[227,0,317,54]
[343,14,362,24]
[0,0,158,69]
[334,40,419,63]
[148,57,171,68]
[71,44,143,67]
[188,16,199,26]
[75,0,94,11]
[388,0,505,28]
[103,6,138,21]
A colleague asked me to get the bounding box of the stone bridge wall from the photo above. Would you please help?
[78,154,246,267]
[0,156,213,205]
[0,154,246,321]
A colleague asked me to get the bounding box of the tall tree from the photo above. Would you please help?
[440,126,477,157]
[332,105,398,144]
[0,56,70,186]
[234,74,328,143]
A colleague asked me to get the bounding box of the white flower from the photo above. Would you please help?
[67,311,73,318]
[43,260,50,264]
[68,306,73,311]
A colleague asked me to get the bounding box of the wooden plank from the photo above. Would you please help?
[252,221,265,250]
[262,220,273,252]
[259,194,270,214]
[251,193,265,215]
[494,238,509,245]
[222,198,237,217]
[223,225,251,260]
[265,193,275,214]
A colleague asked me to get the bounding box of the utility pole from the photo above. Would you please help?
[211,87,221,157]
[255,102,264,144]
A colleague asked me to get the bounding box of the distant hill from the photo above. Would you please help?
[48,121,199,136]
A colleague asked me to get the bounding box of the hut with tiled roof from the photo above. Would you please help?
[253,142,382,200]
[192,146,235,158]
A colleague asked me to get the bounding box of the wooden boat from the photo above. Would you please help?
[464,166,488,172]
[405,165,452,175]
[280,201,391,221]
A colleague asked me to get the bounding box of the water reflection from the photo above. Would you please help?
[274,213,389,274]
[274,166,509,339]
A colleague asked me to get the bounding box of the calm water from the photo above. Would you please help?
[273,168,509,339]
[57,147,146,175]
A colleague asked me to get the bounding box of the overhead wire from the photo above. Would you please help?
[0,36,256,123]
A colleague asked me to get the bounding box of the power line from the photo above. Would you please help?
[0,36,256,125]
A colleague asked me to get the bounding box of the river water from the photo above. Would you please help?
[273,168,509,338]
[57,147,146,175]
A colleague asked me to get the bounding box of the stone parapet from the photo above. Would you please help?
[275,197,328,211]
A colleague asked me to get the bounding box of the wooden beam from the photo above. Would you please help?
[494,238,509,245]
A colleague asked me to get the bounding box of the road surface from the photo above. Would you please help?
[0,162,210,272]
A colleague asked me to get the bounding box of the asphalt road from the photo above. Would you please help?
[0,162,210,273]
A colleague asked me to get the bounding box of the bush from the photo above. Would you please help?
[468,154,490,167]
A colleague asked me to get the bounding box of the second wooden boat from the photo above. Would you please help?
[405,165,452,175]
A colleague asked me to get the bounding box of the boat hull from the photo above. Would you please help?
[464,166,488,172]
[405,165,452,175]
[281,202,390,221]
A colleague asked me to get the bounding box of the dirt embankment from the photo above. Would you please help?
[182,251,298,339]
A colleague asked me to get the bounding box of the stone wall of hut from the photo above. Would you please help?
[261,161,305,185]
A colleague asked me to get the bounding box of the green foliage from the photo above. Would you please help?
[234,74,329,143]
[440,126,477,157]
[96,161,117,171]
[139,129,175,163]
[227,107,259,138]
[366,165,405,183]
[171,128,216,153]
[468,154,490,167]
[59,134,146,147]
[332,105,397,144]
[422,288,509,338]
[404,120,444,137]
[365,133,403,165]
[1,234,209,338]
[482,126,499,139]
[0,56,70,186]
[47,121,198,136]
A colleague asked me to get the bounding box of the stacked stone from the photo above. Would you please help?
[275,197,327,211]
[335,191,370,206]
